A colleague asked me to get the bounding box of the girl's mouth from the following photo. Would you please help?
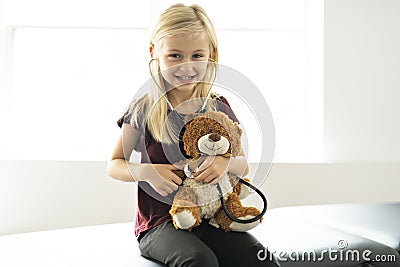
[174,75,197,83]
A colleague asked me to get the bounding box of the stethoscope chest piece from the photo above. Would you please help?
[183,163,196,179]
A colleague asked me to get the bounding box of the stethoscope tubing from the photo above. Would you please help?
[216,178,267,224]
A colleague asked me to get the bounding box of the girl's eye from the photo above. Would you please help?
[168,54,181,59]
[193,54,204,59]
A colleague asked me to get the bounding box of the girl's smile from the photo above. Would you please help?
[151,33,211,101]
[174,74,197,82]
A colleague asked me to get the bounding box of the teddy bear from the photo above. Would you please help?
[169,110,262,232]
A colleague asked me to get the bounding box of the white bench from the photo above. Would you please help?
[1,203,399,267]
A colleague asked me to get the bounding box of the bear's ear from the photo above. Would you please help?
[178,125,190,159]
[235,122,243,137]
[229,122,243,156]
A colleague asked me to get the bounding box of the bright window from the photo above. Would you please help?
[0,0,323,162]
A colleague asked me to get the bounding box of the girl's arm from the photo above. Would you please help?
[107,124,182,196]
[227,154,249,177]
[107,123,139,182]
[193,152,249,184]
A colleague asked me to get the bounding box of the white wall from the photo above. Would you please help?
[0,0,7,110]
[324,0,400,161]
[0,160,136,235]
[260,162,400,208]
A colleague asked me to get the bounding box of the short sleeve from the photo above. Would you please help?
[215,96,239,123]
[116,95,147,135]
[117,108,132,128]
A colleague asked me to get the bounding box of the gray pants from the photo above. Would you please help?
[138,220,279,267]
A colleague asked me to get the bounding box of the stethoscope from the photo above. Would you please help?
[184,159,267,224]
[149,58,268,224]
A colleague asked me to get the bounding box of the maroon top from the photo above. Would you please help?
[117,95,238,238]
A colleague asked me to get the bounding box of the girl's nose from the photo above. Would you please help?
[178,61,195,71]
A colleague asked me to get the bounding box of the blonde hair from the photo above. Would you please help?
[135,4,219,144]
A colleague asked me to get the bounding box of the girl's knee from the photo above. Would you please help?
[250,247,281,267]
[227,245,280,267]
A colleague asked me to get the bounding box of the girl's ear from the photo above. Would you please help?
[149,43,154,58]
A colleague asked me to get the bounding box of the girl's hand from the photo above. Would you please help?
[141,164,183,197]
[193,156,230,184]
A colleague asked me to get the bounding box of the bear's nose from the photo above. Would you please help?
[208,133,221,142]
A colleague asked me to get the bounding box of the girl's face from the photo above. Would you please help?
[153,33,211,94]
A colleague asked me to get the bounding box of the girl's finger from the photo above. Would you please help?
[204,174,216,184]
[197,172,214,183]
[170,174,182,185]
[167,181,179,191]
[169,164,181,170]
[163,186,173,195]
[210,177,221,185]
[158,189,168,197]
[193,169,204,177]
[197,157,214,172]
[194,170,208,181]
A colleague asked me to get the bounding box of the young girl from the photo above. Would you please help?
[107,4,279,267]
